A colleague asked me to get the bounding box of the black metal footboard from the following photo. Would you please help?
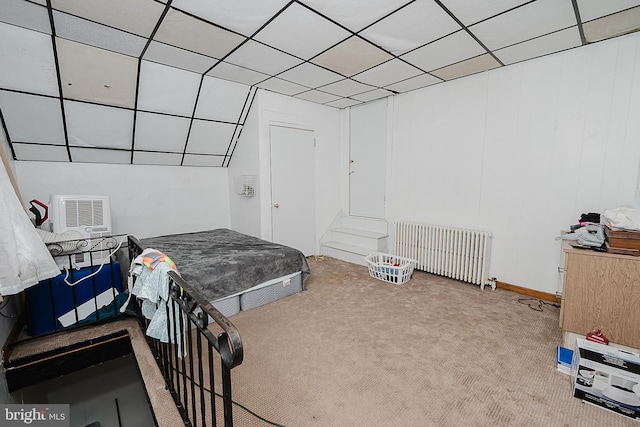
[128,236,243,427]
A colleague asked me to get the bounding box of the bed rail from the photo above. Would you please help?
[128,236,244,427]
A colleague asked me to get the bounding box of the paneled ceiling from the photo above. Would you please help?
[1,0,640,166]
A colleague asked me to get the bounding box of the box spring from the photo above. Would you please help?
[211,272,302,317]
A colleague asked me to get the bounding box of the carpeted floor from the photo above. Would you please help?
[221,256,637,427]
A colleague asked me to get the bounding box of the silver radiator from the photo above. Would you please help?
[395,222,493,289]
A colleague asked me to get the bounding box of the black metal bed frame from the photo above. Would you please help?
[128,236,244,427]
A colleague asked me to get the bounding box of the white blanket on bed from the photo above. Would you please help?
[0,162,59,296]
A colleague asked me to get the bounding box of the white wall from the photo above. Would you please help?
[15,161,230,238]
[228,102,261,237]
[255,90,343,252]
[386,32,640,294]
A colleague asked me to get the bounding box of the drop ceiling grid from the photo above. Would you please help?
[49,0,167,38]
[1,0,640,166]
[277,63,344,89]
[0,22,59,97]
[252,2,351,60]
[153,8,246,59]
[170,0,291,36]
[143,41,218,74]
[133,112,191,153]
[52,11,148,58]
[0,90,65,144]
[56,38,139,108]
[577,0,640,21]
[467,0,579,51]
[194,77,251,122]
[358,0,462,55]
[0,0,51,34]
[63,100,134,150]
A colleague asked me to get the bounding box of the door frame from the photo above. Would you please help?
[258,116,317,251]
[347,96,394,219]
[268,124,316,255]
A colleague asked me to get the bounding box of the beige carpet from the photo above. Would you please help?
[220,256,637,427]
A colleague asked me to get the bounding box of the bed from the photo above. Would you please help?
[136,228,311,316]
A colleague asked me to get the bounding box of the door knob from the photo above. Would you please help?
[273,203,279,208]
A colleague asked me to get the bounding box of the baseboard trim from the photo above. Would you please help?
[496,281,561,304]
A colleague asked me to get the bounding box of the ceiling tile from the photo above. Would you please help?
[0,0,51,34]
[64,101,133,149]
[384,73,442,93]
[359,0,461,55]
[53,11,146,58]
[353,59,422,87]
[293,90,342,104]
[195,76,251,122]
[0,91,65,144]
[324,98,363,108]
[319,79,376,97]
[494,27,582,65]
[311,36,393,77]
[224,39,303,75]
[171,0,290,36]
[469,0,577,50]
[431,53,501,81]
[206,61,270,86]
[0,23,59,96]
[13,143,69,162]
[182,154,225,167]
[257,77,308,96]
[254,3,350,60]
[133,151,183,166]
[439,0,531,26]
[153,8,246,59]
[186,120,236,155]
[70,147,131,164]
[577,0,640,22]
[401,30,486,72]
[57,38,138,108]
[582,6,640,43]
[137,60,201,116]
[51,0,166,38]
[351,88,393,102]
[143,41,218,74]
[277,63,344,88]
[134,112,190,152]
[302,0,413,32]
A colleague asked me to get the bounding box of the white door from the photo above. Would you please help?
[349,99,387,218]
[270,125,315,256]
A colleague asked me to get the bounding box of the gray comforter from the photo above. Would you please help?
[141,228,310,302]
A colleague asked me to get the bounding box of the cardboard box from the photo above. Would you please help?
[572,338,640,421]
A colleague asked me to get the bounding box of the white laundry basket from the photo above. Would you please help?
[365,252,416,285]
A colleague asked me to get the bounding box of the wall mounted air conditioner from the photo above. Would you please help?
[49,195,112,269]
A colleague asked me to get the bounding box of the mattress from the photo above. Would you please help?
[140,228,310,315]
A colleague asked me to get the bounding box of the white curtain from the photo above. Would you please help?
[0,161,59,295]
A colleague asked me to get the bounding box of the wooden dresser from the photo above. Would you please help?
[560,243,640,348]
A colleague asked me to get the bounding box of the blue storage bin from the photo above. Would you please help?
[26,261,123,336]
